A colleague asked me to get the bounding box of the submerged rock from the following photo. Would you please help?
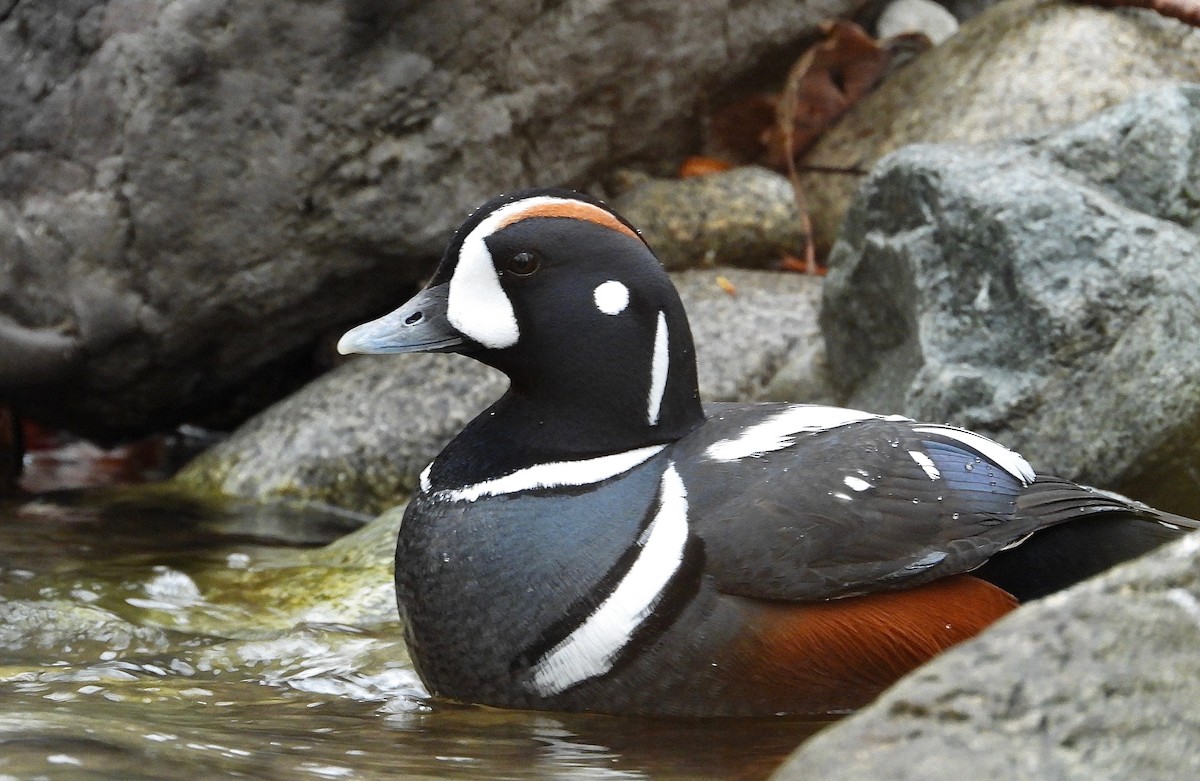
[823,85,1200,515]
[0,600,172,663]
[177,270,829,515]
[771,532,1200,781]
[800,0,1200,253]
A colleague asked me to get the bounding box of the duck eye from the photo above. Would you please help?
[504,251,540,277]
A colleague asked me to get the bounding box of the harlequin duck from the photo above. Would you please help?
[338,188,1197,718]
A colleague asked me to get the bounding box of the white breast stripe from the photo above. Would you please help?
[705,405,911,462]
[449,196,582,349]
[908,450,941,480]
[440,444,666,502]
[911,425,1035,485]
[647,311,668,426]
[529,464,690,697]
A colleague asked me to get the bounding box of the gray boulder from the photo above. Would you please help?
[771,532,1200,781]
[177,269,829,514]
[801,0,1200,254]
[822,84,1200,515]
[0,0,860,441]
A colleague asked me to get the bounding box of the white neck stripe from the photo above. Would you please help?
[647,311,668,426]
[438,444,666,502]
[529,463,690,696]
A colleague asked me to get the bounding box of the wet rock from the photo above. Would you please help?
[0,600,172,663]
[176,353,507,516]
[611,168,809,271]
[192,506,404,633]
[822,85,1200,515]
[770,532,1200,781]
[177,269,829,514]
[0,0,864,442]
[800,0,1200,253]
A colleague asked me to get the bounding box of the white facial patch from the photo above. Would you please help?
[911,424,1035,485]
[706,405,912,462]
[438,444,666,502]
[647,311,668,426]
[593,280,629,315]
[446,196,566,349]
[528,463,690,696]
[447,195,640,349]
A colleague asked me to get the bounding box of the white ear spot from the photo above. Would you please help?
[593,280,630,315]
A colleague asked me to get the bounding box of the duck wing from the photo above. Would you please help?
[675,403,1044,601]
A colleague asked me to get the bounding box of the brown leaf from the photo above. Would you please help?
[765,20,895,167]
[678,156,735,178]
[709,94,779,163]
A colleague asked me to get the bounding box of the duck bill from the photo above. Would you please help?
[337,283,467,355]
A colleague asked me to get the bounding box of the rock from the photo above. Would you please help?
[178,352,508,515]
[0,600,171,663]
[875,0,959,44]
[821,85,1200,515]
[800,0,1200,254]
[611,168,809,271]
[0,0,864,442]
[177,269,829,514]
[770,532,1200,781]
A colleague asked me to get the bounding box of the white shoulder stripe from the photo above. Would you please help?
[529,464,690,697]
[911,424,1035,485]
[647,311,669,426]
[705,405,911,462]
[439,444,666,502]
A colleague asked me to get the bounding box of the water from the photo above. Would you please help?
[0,486,828,779]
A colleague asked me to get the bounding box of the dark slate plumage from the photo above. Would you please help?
[339,188,1198,717]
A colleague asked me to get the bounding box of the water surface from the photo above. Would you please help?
[0,486,827,779]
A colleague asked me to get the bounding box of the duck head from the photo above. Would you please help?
[338,189,705,455]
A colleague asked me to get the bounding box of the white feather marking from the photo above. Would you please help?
[419,463,433,493]
[593,280,630,315]
[705,405,912,462]
[647,311,669,426]
[844,475,873,492]
[911,425,1035,485]
[448,195,583,348]
[908,450,941,480]
[833,492,854,501]
[529,464,690,696]
[1000,531,1035,551]
[440,444,665,502]
[906,550,947,570]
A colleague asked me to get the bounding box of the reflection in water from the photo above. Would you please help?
[0,492,830,779]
